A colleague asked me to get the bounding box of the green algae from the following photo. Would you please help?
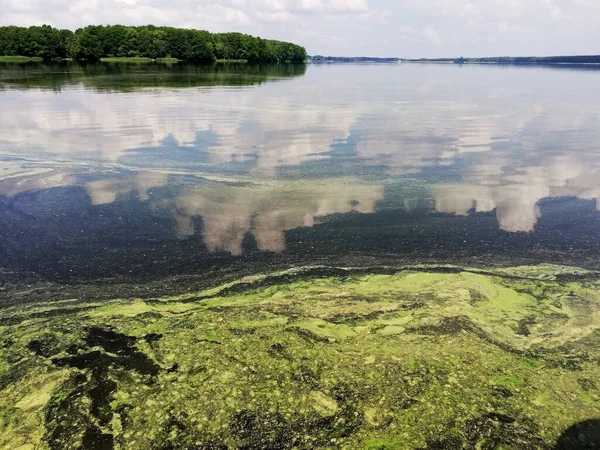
[0,265,599,449]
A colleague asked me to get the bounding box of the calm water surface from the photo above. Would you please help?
[2,62,600,284]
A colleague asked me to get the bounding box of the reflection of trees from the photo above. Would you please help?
[0,62,307,92]
[172,181,384,255]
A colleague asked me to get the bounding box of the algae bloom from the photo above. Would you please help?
[1,265,599,449]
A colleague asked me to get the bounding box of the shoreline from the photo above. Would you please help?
[402,60,600,66]
[3,253,600,309]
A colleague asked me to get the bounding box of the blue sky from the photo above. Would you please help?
[1,0,599,57]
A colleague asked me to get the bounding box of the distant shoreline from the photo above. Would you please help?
[0,56,280,65]
[403,61,600,67]
[308,56,400,64]
[307,55,600,66]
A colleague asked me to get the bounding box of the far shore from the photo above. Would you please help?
[402,60,600,66]
[0,56,257,64]
[307,54,600,66]
[4,54,600,67]
[99,57,180,63]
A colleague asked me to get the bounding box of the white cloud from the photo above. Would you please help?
[540,0,564,20]
[422,24,442,45]
[196,4,251,25]
[497,22,532,34]
[295,0,369,14]
[72,0,99,9]
[1,0,600,57]
[255,10,290,22]
[260,0,286,11]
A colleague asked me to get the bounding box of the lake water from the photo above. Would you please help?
[2,61,600,450]
[1,62,600,285]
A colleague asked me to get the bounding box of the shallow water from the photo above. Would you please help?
[2,62,600,284]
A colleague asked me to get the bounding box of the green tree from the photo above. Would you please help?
[0,25,307,63]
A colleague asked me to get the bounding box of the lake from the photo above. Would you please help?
[1,62,600,449]
[2,62,600,287]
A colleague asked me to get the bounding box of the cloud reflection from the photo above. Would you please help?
[80,174,384,256]
[85,172,169,205]
[2,65,600,238]
[0,169,76,197]
[433,157,600,232]
[172,181,384,255]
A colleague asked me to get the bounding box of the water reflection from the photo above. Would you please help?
[171,181,383,254]
[2,65,599,177]
[0,62,307,92]
[0,170,76,197]
[2,63,600,280]
[86,172,169,205]
[80,172,384,255]
[434,155,600,232]
[0,86,352,168]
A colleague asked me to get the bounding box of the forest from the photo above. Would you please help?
[0,25,307,63]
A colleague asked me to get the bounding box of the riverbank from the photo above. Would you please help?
[99,57,181,63]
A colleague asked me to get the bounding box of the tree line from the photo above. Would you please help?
[453,55,600,64]
[0,25,307,63]
[406,56,600,65]
[309,56,400,63]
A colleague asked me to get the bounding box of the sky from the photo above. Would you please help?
[1,0,599,58]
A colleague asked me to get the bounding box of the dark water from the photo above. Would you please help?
[1,61,600,284]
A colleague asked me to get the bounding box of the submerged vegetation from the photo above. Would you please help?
[1,264,599,449]
[0,25,307,63]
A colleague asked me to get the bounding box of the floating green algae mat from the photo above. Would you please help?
[1,265,600,449]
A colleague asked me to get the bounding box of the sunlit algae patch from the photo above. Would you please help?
[1,265,599,449]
